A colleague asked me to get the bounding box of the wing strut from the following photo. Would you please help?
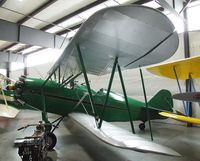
[117,63,135,134]
[98,57,135,134]
[139,67,153,141]
[98,57,118,129]
[172,66,188,115]
[76,44,98,124]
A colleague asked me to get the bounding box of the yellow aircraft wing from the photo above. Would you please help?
[147,55,200,80]
[159,112,200,124]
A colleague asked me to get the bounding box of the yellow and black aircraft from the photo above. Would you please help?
[147,55,200,125]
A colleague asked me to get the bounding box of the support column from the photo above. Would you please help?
[23,55,28,76]
[183,2,192,126]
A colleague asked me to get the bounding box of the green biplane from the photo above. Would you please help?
[0,5,180,156]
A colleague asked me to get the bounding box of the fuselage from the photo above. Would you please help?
[12,77,161,122]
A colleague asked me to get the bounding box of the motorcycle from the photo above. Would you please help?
[14,121,48,161]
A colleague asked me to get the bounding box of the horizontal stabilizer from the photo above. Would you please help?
[159,112,200,125]
[0,104,19,118]
[69,113,180,156]
[173,92,200,102]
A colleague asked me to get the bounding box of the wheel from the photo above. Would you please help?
[46,132,57,150]
[22,155,30,161]
[139,123,145,130]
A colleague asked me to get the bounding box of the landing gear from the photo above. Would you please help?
[46,132,57,150]
[139,122,145,130]
[46,116,64,150]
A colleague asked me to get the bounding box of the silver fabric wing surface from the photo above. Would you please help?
[69,113,181,156]
[49,5,179,79]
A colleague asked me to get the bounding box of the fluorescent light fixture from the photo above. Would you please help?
[46,26,62,33]
[79,4,106,19]
[22,46,42,55]
[60,16,83,28]
[27,48,63,67]
[66,29,79,39]
[104,0,119,7]
[61,33,67,38]
[46,16,83,34]
[8,43,26,51]
[61,28,79,39]
[143,1,161,9]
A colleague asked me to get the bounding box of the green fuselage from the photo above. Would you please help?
[11,77,166,122]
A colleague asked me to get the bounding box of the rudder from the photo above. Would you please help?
[148,89,173,112]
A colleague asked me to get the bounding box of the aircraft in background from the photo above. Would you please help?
[147,55,200,125]
[0,5,180,156]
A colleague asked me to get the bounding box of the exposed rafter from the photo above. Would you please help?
[134,0,152,5]
[1,43,18,52]
[14,45,32,54]
[41,0,107,31]
[0,0,57,52]
[17,0,58,24]
[56,23,82,35]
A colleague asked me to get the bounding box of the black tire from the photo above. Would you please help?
[139,123,145,130]
[46,132,57,150]
[22,155,29,161]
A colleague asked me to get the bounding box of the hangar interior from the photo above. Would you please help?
[0,0,200,161]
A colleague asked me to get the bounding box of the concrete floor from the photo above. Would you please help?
[0,110,200,161]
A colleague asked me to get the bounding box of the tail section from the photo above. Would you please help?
[148,89,173,112]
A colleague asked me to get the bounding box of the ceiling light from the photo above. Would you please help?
[143,1,161,9]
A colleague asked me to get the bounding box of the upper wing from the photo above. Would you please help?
[48,5,178,81]
[147,55,200,80]
[69,112,180,156]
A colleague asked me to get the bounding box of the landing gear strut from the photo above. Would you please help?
[46,116,65,150]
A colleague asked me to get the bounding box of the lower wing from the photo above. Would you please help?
[159,112,200,125]
[69,113,180,156]
[0,104,19,118]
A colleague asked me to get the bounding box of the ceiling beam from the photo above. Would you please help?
[0,19,68,49]
[0,0,57,52]
[1,43,18,51]
[41,0,107,31]
[133,0,152,5]
[25,47,46,56]
[17,0,57,24]
[56,23,82,35]
[14,45,32,53]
